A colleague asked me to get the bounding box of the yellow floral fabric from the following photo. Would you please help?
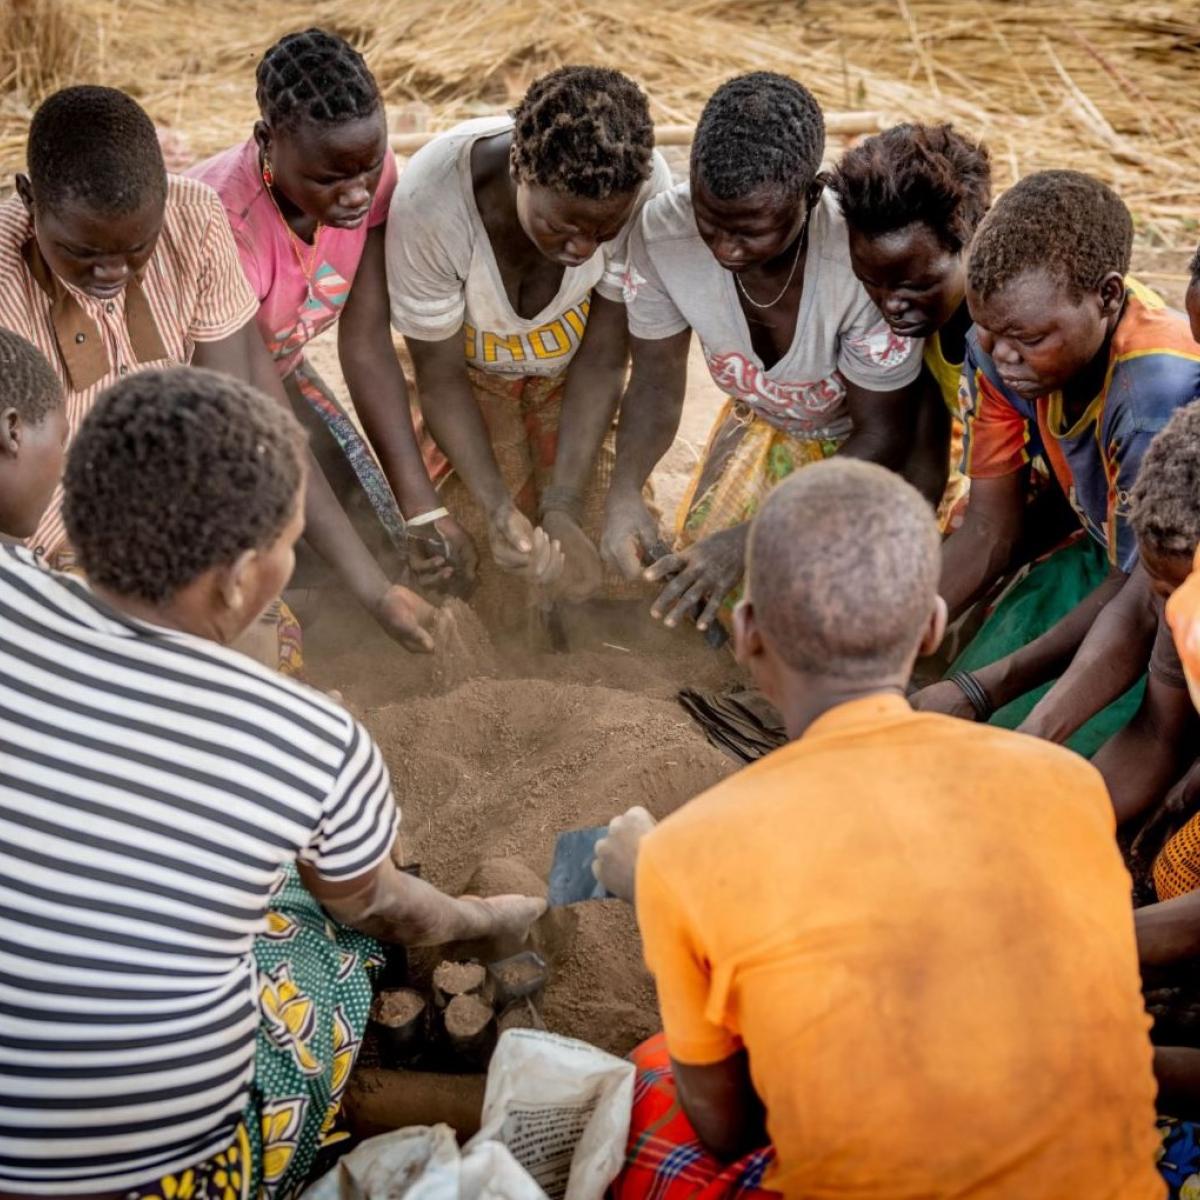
[247,863,383,1198]
[129,1123,251,1200]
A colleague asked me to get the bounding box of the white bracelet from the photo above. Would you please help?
[406,506,449,528]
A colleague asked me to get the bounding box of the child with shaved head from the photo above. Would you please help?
[601,458,1162,1199]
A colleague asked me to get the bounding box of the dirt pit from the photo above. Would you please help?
[311,601,739,1057]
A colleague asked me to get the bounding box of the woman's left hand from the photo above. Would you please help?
[645,524,749,632]
[373,583,438,654]
[541,510,604,604]
[909,680,978,720]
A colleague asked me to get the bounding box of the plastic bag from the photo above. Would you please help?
[302,1124,544,1199]
[302,1029,634,1200]
[467,1029,634,1200]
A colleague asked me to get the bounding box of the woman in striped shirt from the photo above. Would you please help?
[0,366,544,1198]
[0,83,437,657]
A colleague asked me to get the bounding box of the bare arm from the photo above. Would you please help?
[1015,565,1156,742]
[540,295,630,600]
[1154,1046,1200,1119]
[406,331,561,584]
[406,332,508,514]
[1136,887,1200,970]
[340,227,443,517]
[553,295,630,497]
[608,329,692,499]
[193,323,435,652]
[673,1051,770,1162]
[938,471,1028,617]
[901,368,952,510]
[600,328,692,579]
[1095,674,1198,828]
[839,376,945,508]
[299,857,544,947]
[914,561,1129,725]
[341,228,476,590]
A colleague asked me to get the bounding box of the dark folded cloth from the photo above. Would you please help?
[677,687,787,763]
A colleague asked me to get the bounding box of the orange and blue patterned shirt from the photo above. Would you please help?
[962,279,1200,571]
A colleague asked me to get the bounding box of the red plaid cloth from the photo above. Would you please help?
[612,1035,779,1200]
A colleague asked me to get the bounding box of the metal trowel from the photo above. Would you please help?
[548,826,614,906]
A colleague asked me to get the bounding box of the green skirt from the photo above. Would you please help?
[948,537,1145,758]
[246,863,384,1199]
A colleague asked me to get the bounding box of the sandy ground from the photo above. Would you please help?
[300,215,1195,1085]
[298,313,736,1065]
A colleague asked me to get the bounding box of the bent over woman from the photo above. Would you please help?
[0,367,541,1198]
[388,66,671,615]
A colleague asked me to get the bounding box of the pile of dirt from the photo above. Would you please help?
[368,676,734,892]
[540,901,661,1055]
[364,674,735,1054]
[431,599,499,691]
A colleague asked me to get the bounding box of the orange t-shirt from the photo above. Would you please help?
[636,694,1163,1199]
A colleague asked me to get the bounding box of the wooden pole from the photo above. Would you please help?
[390,111,884,155]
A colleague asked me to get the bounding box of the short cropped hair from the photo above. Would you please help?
[968,169,1132,301]
[509,66,655,201]
[63,368,307,604]
[28,86,166,215]
[0,329,63,425]
[830,123,991,254]
[747,459,940,680]
[1130,400,1200,560]
[691,72,825,203]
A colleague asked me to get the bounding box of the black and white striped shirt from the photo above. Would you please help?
[0,546,398,1194]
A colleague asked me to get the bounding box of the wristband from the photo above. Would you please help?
[539,485,584,524]
[406,506,449,528]
[949,670,994,722]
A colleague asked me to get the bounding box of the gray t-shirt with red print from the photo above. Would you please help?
[622,183,922,441]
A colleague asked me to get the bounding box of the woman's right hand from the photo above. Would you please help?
[600,490,663,580]
[462,894,548,941]
[488,501,564,586]
[408,514,480,598]
[373,583,439,654]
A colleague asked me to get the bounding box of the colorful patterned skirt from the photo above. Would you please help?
[122,866,380,1200]
[671,401,841,625]
[616,1036,1196,1200]
[611,1034,779,1200]
[675,400,840,552]
[676,397,965,555]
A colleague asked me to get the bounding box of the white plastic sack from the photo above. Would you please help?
[467,1029,635,1200]
[301,1123,544,1200]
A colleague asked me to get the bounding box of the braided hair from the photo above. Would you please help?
[256,28,381,131]
[510,66,655,201]
[27,86,166,215]
[831,124,991,254]
[691,72,825,203]
[0,329,63,425]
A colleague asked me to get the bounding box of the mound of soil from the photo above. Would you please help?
[364,675,734,1055]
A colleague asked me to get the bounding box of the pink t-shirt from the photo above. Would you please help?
[189,138,398,376]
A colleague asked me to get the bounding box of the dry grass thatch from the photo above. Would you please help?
[2,0,1199,294]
